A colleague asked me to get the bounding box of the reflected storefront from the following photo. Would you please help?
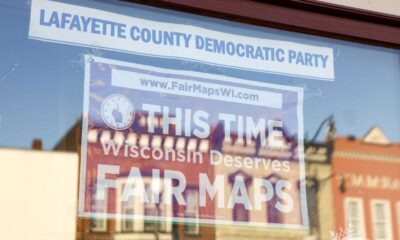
[0,1,399,240]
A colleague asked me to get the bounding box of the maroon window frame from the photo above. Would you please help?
[126,0,400,49]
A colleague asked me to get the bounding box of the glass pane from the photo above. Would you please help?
[0,1,399,240]
[375,203,385,221]
[349,202,358,219]
[376,222,387,239]
[350,220,359,235]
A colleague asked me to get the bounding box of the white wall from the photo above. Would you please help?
[0,148,78,240]
[318,0,400,16]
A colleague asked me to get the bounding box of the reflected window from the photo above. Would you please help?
[344,197,365,238]
[143,183,167,232]
[121,190,134,232]
[371,200,392,240]
[185,188,200,235]
[90,190,107,232]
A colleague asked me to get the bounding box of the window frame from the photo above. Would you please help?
[120,183,135,233]
[370,199,393,240]
[143,182,162,233]
[343,197,366,238]
[115,177,173,233]
[184,188,200,236]
[127,0,400,50]
[90,191,108,232]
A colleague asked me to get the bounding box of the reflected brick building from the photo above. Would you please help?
[55,112,322,240]
[55,114,216,240]
[331,127,400,240]
[56,116,400,240]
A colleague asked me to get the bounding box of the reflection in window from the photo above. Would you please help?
[371,200,392,240]
[344,198,365,238]
[121,191,134,232]
[144,183,166,232]
[185,189,200,235]
[90,190,107,232]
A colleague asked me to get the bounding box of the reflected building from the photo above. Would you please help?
[0,147,78,240]
[211,123,317,240]
[304,137,335,240]
[331,126,400,240]
[54,116,400,240]
[55,114,216,240]
[54,113,336,240]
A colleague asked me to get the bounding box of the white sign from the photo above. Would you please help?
[29,0,335,80]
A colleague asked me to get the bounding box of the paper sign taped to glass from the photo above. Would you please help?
[79,56,308,228]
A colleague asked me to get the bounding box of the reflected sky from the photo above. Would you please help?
[0,0,399,150]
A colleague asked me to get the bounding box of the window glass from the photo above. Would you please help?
[121,184,134,232]
[371,200,392,240]
[185,189,200,235]
[90,192,107,232]
[0,1,399,240]
[344,198,365,238]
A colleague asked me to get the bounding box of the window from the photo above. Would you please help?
[121,193,134,232]
[229,171,251,222]
[185,189,200,235]
[90,191,107,232]
[344,197,365,238]
[144,183,160,232]
[371,200,392,240]
[116,178,171,233]
[116,181,138,233]
[158,192,168,232]
[1,1,400,240]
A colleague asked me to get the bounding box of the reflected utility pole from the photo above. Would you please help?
[306,115,336,238]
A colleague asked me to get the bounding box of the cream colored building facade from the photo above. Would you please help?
[0,149,79,240]
[318,0,400,16]
[304,144,335,240]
